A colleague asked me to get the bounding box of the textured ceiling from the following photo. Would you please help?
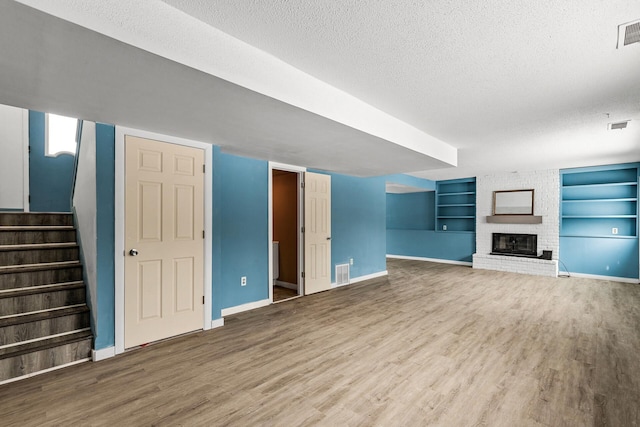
[8,0,640,179]
[162,0,640,179]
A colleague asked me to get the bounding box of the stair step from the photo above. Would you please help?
[0,243,79,266]
[0,226,76,245]
[0,329,91,358]
[0,304,89,347]
[0,226,75,230]
[0,283,86,316]
[1,327,91,350]
[0,212,73,226]
[0,281,85,299]
[0,304,89,328]
[0,212,93,383]
[0,242,78,251]
[0,331,92,382]
[0,261,83,290]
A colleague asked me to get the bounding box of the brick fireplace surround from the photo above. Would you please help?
[473,170,559,277]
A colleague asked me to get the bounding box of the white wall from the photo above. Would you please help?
[72,121,97,327]
[474,169,560,276]
[0,104,27,210]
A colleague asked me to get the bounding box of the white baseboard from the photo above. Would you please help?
[221,299,270,317]
[351,270,388,284]
[567,272,639,284]
[331,270,388,288]
[275,280,298,290]
[386,254,472,266]
[92,346,116,361]
[210,318,225,329]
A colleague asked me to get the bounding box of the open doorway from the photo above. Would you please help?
[272,169,302,302]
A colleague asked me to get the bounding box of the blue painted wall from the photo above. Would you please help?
[219,153,270,308]
[311,171,388,282]
[559,237,638,278]
[386,178,476,263]
[94,123,115,349]
[387,229,476,263]
[386,192,435,230]
[29,111,75,212]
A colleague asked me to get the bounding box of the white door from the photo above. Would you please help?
[304,172,331,294]
[124,135,205,348]
[0,104,28,210]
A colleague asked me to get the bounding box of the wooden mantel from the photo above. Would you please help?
[485,215,542,224]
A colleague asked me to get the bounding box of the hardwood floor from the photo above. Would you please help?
[1,259,639,426]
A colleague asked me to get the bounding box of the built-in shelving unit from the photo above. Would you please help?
[436,178,476,232]
[561,167,638,239]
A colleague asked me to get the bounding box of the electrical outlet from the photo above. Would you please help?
[241,276,247,286]
[612,227,618,235]
[349,258,354,266]
[443,224,447,231]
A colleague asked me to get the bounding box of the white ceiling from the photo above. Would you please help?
[5,0,640,180]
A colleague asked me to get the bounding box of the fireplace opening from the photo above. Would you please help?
[491,233,537,257]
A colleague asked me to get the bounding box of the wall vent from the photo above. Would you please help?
[335,264,350,286]
[617,20,640,48]
[608,120,630,130]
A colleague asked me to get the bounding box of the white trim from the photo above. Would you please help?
[210,318,225,329]
[386,254,473,266]
[332,270,388,288]
[351,270,388,284]
[268,162,306,303]
[114,128,124,355]
[0,358,90,386]
[203,145,213,329]
[269,162,307,173]
[566,272,639,284]
[114,126,213,355]
[92,346,116,361]
[268,165,273,303]
[22,109,29,212]
[297,172,304,296]
[221,299,270,317]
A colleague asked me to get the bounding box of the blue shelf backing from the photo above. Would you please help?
[436,178,476,232]
[560,163,639,279]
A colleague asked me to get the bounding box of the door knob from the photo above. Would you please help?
[129,249,139,256]
[326,237,331,240]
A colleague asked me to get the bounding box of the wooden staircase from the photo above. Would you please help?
[0,212,92,383]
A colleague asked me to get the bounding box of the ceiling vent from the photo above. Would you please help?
[608,120,630,130]
[618,20,640,48]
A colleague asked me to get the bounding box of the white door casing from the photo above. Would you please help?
[0,104,29,210]
[268,162,306,302]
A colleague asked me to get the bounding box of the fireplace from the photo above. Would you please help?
[491,233,537,257]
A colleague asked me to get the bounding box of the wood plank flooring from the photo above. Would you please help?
[1,259,639,426]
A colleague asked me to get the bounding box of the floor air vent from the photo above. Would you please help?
[618,20,640,48]
[336,264,350,286]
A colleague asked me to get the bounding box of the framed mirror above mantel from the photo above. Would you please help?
[486,189,543,224]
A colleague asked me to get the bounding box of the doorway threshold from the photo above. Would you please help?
[273,295,302,304]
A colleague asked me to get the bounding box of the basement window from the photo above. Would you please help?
[46,113,78,157]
